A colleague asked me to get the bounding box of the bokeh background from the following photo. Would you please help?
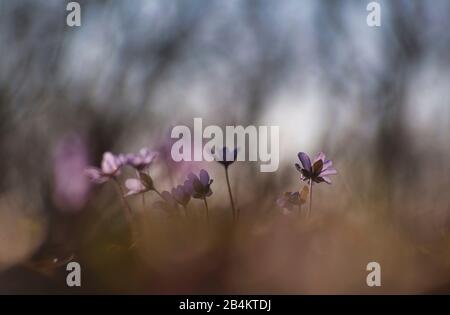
[0,0,450,294]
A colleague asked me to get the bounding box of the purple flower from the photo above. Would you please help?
[185,169,213,199]
[125,148,157,171]
[85,152,123,184]
[212,146,238,168]
[171,182,193,206]
[295,152,337,184]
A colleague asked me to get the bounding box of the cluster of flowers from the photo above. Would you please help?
[85,147,236,221]
[85,148,156,185]
[86,147,336,221]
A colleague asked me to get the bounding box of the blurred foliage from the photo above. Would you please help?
[0,0,449,293]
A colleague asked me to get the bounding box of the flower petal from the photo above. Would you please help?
[199,169,210,186]
[125,178,145,192]
[317,176,332,184]
[297,152,312,173]
[183,180,194,194]
[314,152,326,163]
[101,152,119,174]
[312,159,323,176]
[320,167,337,176]
[85,168,108,184]
[139,147,150,157]
[187,172,198,182]
[124,190,140,197]
[322,160,333,170]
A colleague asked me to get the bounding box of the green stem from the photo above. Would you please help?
[225,167,237,222]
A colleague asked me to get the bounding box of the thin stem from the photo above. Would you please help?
[146,169,165,201]
[183,204,189,218]
[308,179,313,217]
[112,177,133,225]
[153,187,164,200]
[203,197,210,223]
[164,159,175,187]
[142,193,145,212]
[111,177,136,244]
[298,204,302,218]
[225,167,237,222]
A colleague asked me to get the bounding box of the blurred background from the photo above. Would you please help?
[0,0,450,294]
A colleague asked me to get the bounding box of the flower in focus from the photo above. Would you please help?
[212,146,238,168]
[171,182,193,207]
[85,152,123,184]
[295,152,337,184]
[125,148,157,171]
[185,169,213,199]
[124,173,154,197]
